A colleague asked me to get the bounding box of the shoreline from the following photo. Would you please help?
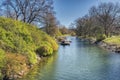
[2,53,57,80]
[79,37,120,53]
[97,41,120,53]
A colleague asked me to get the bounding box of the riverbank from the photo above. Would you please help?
[0,17,58,80]
[79,36,120,53]
[100,36,120,53]
[17,36,120,80]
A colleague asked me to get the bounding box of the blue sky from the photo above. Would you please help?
[53,0,120,27]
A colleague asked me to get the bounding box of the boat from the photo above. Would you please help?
[60,40,70,45]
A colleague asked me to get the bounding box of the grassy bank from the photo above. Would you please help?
[78,35,120,53]
[0,17,58,79]
[103,36,120,46]
[78,35,120,46]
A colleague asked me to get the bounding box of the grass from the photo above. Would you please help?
[103,36,120,45]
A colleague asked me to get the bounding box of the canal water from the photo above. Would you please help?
[19,37,120,80]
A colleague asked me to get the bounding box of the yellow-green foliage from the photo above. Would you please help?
[104,36,120,45]
[96,34,107,40]
[0,17,58,64]
[36,41,53,56]
[27,50,37,64]
[0,49,5,69]
[42,36,58,51]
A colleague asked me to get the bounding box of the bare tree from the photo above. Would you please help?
[89,2,120,37]
[1,0,54,24]
[75,15,94,37]
[0,0,61,37]
[44,13,59,36]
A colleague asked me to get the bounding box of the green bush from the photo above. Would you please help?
[96,34,107,41]
[27,50,37,64]
[42,36,58,51]
[36,42,53,56]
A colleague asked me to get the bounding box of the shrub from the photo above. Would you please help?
[36,42,53,56]
[42,36,58,51]
[27,50,37,64]
[96,34,107,41]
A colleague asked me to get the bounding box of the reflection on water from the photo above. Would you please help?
[19,37,120,80]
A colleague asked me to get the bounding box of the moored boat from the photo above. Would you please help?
[60,40,70,45]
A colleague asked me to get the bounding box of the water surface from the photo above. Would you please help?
[20,37,120,80]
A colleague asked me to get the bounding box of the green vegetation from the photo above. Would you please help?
[96,34,107,41]
[0,17,58,78]
[104,36,120,46]
[36,42,53,56]
[0,49,5,69]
